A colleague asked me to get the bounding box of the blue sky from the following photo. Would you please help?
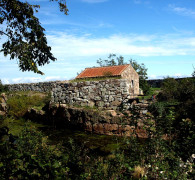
[1,0,195,84]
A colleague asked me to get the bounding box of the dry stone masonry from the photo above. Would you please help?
[52,79,132,110]
[7,79,134,110]
[7,81,55,92]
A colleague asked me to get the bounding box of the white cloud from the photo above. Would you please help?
[81,0,108,3]
[46,32,195,58]
[169,4,195,18]
[2,76,66,84]
[1,78,10,84]
[148,74,189,80]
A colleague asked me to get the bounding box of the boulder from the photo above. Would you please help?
[93,123,104,134]
[106,110,117,117]
[0,103,7,112]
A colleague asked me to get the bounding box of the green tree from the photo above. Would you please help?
[97,54,150,94]
[0,80,8,93]
[157,77,179,101]
[192,65,195,77]
[155,76,195,161]
[97,53,126,67]
[0,0,68,74]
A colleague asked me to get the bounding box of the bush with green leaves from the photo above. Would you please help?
[0,123,70,179]
[0,115,193,179]
[0,80,8,93]
[150,77,195,167]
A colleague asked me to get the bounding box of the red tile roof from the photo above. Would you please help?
[76,64,130,79]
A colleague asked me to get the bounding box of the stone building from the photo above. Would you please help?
[76,64,139,96]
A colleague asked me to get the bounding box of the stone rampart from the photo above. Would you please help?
[7,79,133,110]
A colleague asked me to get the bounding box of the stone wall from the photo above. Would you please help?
[51,79,132,110]
[7,81,56,92]
[7,79,134,110]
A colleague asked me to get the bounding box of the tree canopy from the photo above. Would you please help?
[0,0,68,74]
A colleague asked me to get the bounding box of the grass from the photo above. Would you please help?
[0,117,46,136]
[0,91,50,136]
[6,91,50,118]
[138,87,161,100]
[43,127,126,154]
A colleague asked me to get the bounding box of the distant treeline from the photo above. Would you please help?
[147,77,194,88]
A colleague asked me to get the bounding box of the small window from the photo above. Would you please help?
[131,80,134,87]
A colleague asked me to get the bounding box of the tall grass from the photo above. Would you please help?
[7,92,50,118]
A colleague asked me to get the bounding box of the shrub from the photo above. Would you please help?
[0,123,70,179]
[148,101,167,117]
[0,80,8,93]
[157,77,179,101]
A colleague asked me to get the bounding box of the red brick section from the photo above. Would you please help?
[76,64,130,79]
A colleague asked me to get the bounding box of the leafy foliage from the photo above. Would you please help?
[157,77,179,101]
[0,0,68,74]
[0,80,8,93]
[0,123,70,179]
[0,108,194,179]
[97,53,126,67]
[152,77,195,161]
[192,65,195,77]
[157,77,195,119]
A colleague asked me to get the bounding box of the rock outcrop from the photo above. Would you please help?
[25,101,151,138]
[0,93,7,116]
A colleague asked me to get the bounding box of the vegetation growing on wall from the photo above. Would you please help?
[70,76,121,83]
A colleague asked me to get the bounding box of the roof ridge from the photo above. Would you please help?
[84,64,129,69]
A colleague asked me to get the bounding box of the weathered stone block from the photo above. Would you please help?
[72,82,77,87]
[106,110,117,117]
[94,96,101,101]
[93,123,104,134]
[88,101,95,107]
[96,101,104,107]
[108,96,114,102]
[84,81,90,86]
[84,122,92,132]
[111,101,121,106]
[104,123,118,135]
